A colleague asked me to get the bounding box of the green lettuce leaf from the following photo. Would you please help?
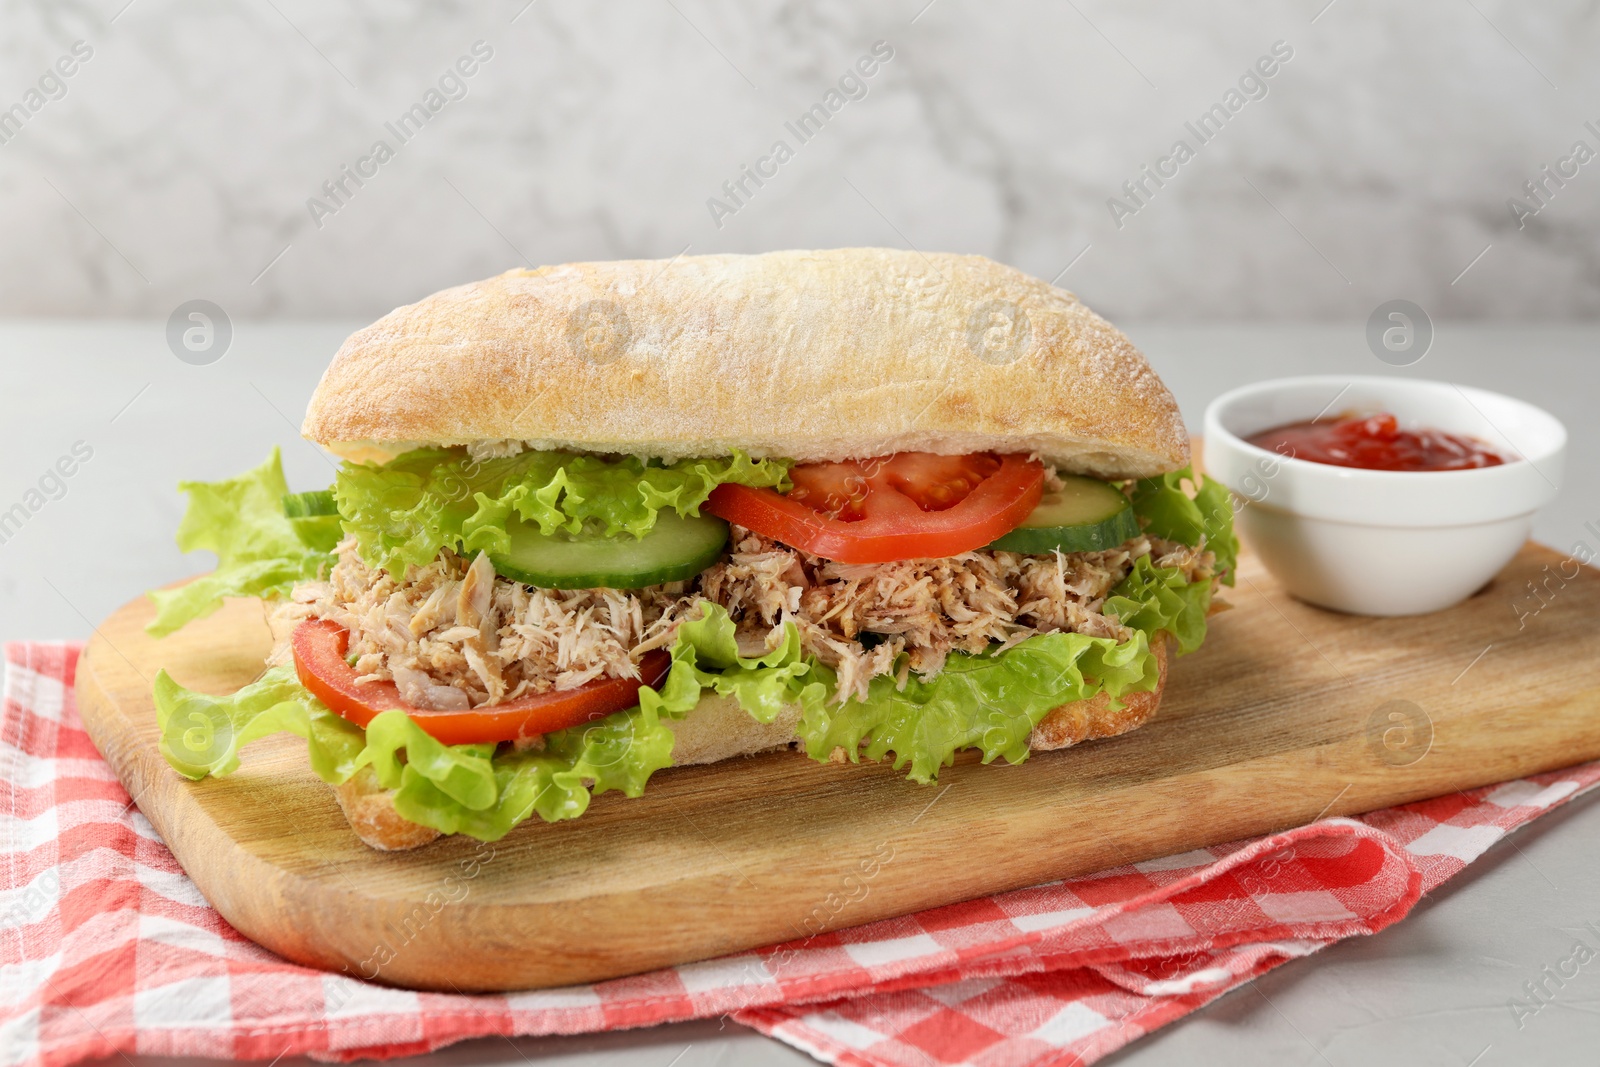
[335,447,790,576]
[153,664,367,780]
[384,700,685,837]
[1130,465,1239,585]
[660,601,827,723]
[287,514,344,554]
[146,450,337,637]
[364,713,499,810]
[796,631,1158,784]
[1104,555,1214,655]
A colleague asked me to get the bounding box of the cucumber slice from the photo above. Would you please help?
[490,511,730,590]
[283,490,338,517]
[987,475,1139,554]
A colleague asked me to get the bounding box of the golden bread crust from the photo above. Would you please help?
[1027,634,1170,751]
[331,766,442,851]
[301,249,1188,478]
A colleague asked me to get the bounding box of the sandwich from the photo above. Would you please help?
[149,248,1237,851]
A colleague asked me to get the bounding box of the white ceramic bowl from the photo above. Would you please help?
[1203,376,1566,616]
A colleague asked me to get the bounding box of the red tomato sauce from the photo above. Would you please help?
[1246,413,1509,472]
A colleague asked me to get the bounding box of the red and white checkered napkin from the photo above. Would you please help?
[6,641,1599,1067]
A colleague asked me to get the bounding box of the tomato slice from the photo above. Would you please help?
[705,452,1044,563]
[291,619,668,745]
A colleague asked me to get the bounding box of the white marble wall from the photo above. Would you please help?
[2,0,1597,321]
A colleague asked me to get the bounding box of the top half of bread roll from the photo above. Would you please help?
[301,248,1188,478]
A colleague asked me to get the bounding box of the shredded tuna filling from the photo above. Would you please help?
[702,528,1212,703]
[282,540,697,710]
[283,527,1214,711]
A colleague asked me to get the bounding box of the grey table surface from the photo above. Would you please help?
[3,320,1597,1066]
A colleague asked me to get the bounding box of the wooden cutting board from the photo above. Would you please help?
[76,541,1600,992]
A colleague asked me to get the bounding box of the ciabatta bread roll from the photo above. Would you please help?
[302,248,1187,477]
